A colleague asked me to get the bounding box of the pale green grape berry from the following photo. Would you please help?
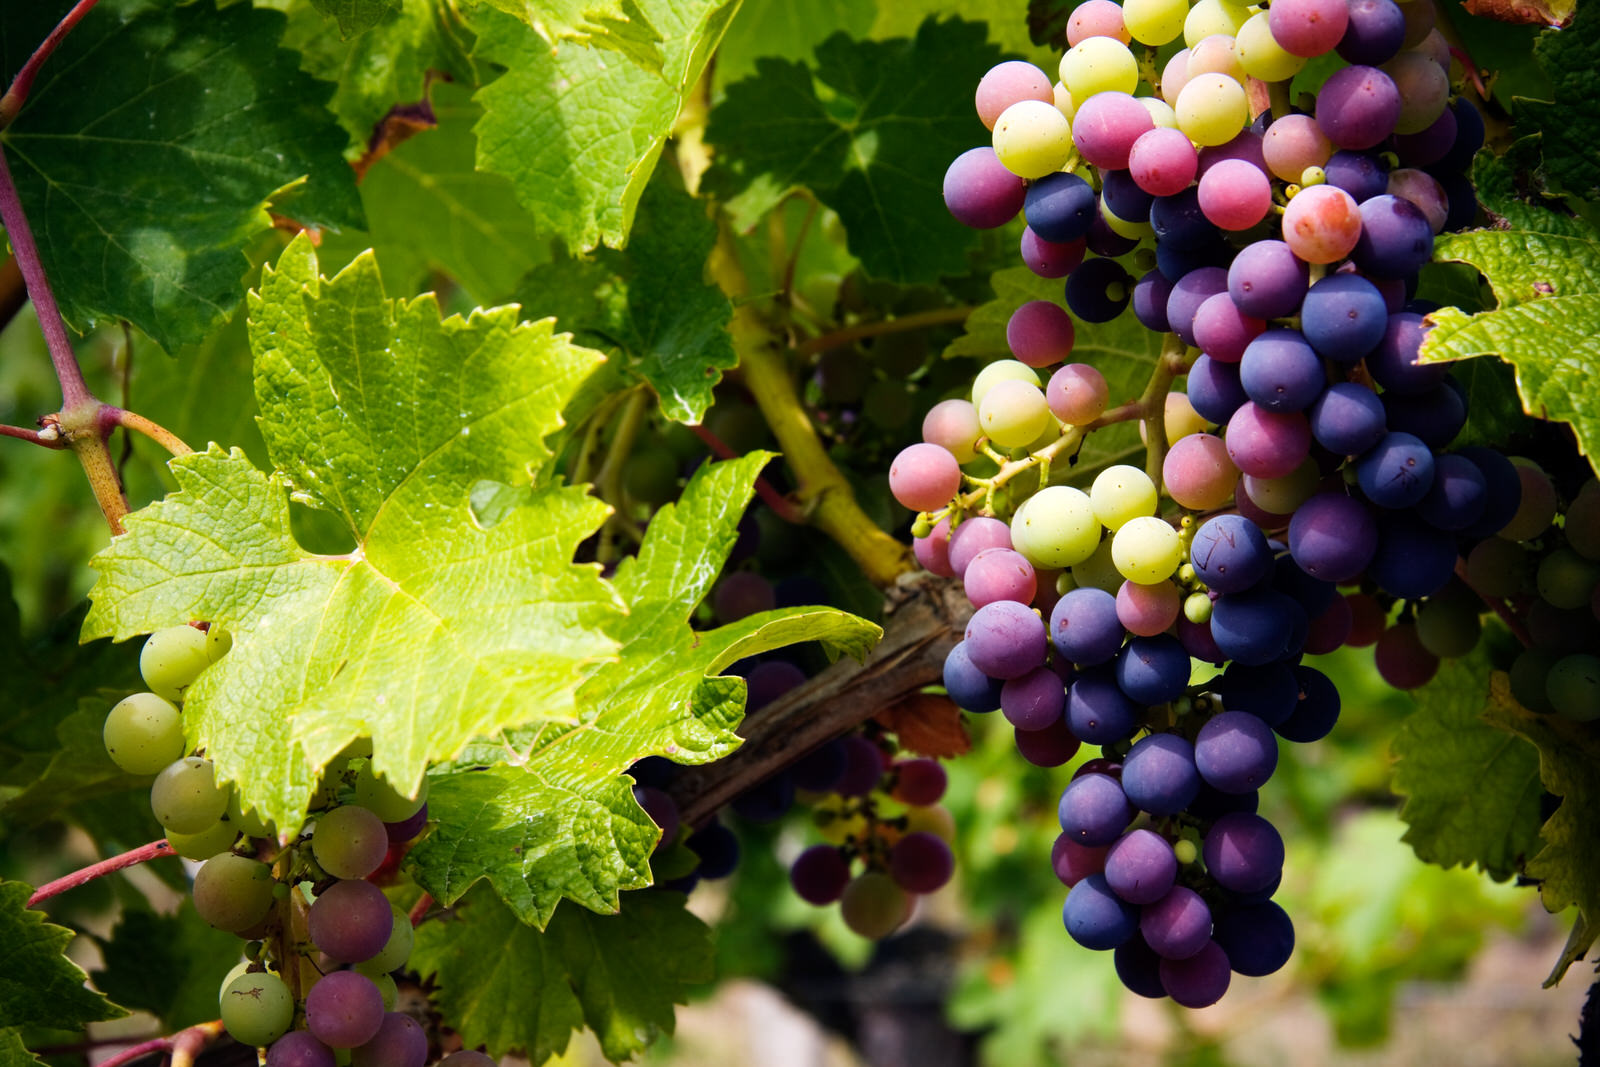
[205,626,233,662]
[1243,460,1320,515]
[1090,464,1159,532]
[370,971,399,1012]
[1184,592,1213,624]
[151,756,229,834]
[1122,0,1187,45]
[1071,537,1124,594]
[1010,486,1103,569]
[1059,37,1138,100]
[1174,839,1199,865]
[218,960,251,1009]
[355,907,415,976]
[970,360,1041,409]
[1111,516,1183,584]
[140,625,213,702]
[194,852,276,932]
[166,819,241,861]
[992,100,1074,179]
[353,765,427,823]
[839,871,911,939]
[1537,548,1600,611]
[1176,73,1249,148]
[312,804,390,880]
[220,970,293,1047]
[978,380,1052,449]
[1237,11,1307,81]
[1100,196,1156,239]
[1139,96,1180,130]
[103,692,185,775]
[1184,0,1251,46]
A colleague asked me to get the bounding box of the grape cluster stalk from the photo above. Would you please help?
[886,0,1544,1007]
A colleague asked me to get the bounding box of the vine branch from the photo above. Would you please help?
[101,407,194,458]
[96,1020,224,1067]
[0,423,63,448]
[0,0,101,128]
[691,423,806,523]
[27,839,177,908]
[793,306,975,359]
[1142,333,1188,492]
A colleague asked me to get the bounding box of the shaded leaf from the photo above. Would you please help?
[715,0,876,86]
[1519,3,1600,200]
[91,902,242,1030]
[311,0,401,37]
[0,881,126,1030]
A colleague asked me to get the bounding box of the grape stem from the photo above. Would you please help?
[0,0,101,128]
[100,406,194,458]
[409,891,436,927]
[690,423,807,523]
[792,306,975,360]
[1141,332,1188,492]
[96,1020,224,1067]
[26,839,178,908]
[0,422,64,448]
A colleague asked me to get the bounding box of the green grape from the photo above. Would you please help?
[1184,591,1213,624]
[167,819,241,861]
[370,972,399,1012]
[1059,37,1138,100]
[193,853,276,932]
[151,756,229,834]
[1509,648,1561,715]
[1536,548,1600,611]
[313,805,390,880]
[1547,654,1600,722]
[992,100,1075,179]
[1414,595,1482,659]
[140,625,213,702]
[978,380,1052,449]
[1176,73,1249,148]
[1237,11,1307,81]
[839,871,911,939]
[1072,537,1124,594]
[1090,464,1159,532]
[218,960,251,1008]
[103,692,185,775]
[226,792,274,840]
[354,765,428,823]
[1499,460,1558,541]
[1174,838,1199,865]
[1111,516,1182,584]
[1122,0,1187,44]
[206,626,233,662]
[1243,459,1320,515]
[355,907,415,976]
[1566,479,1600,561]
[220,970,293,1047]
[970,360,1041,408]
[1100,195,1155,239]
[1010,486,1103,569]
[1140,96,1180,130]
[1184,0,1251,46]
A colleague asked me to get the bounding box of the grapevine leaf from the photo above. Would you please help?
[90,902,241,1030]
[1442,0,1549,109]
[471,0,738,252]
[873,1,1054,65]
[411,885,712,1063]
[471,0,642,51]
[310,0,400,37]
[944,266,1153,485]
[704,19,1009,281]
[1519,2,1600,200]
[715,0,876,86]
[410,454,880,925]
[1420,157,1600,467]
[1391,651,1544,880]
[0,881,126,1029]
[2,700,153,827]
[81,237,622,832]
[1482,671,1600,984]
[325,82,552,303]
[0,1030,43,1067]
[515,178,735,423]
[0,0,362,351]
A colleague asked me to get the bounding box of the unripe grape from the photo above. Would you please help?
[1011,486,1103,569]
[970,359,1040,407]
[355,906,415,975]
[193,853,276,932]
[167,819,241,861]
[1090,465,1159,531]
[206,626,233,662]
[353,766,427,823]
[1176,74,1248,147]
[840,871,912,939]
[975,61,1056,130]
[922,399,981,463]
[1123,0,1188,44]
[1185,0,1251,45]
[141,624,212,702]
[221,970,293,1047]
[1112,517,1182,583]
[103,692,185,775]
[993,100,1075,179]
[1237,11,1307,80]
[151,756,229,834]
[1047,364,1110,425]
[978,379,1052,448]
[1059,37,1139,100]
[304,970,384,1049]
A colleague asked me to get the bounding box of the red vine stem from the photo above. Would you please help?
[409,892,435,927]
[0,0,101,128]
[96,1020,223,1067]
[0,423,63,448]
[26,839,177,908]
[691,424,807,523]
[100,406,194,457]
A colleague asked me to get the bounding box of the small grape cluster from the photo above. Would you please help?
[100,625,489,1065]
[884,0,1534,1008]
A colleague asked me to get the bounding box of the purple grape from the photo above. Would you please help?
[1114,634,1191,706]
[1114,936,1169,998]
[1288,491,1378,582]
[1120,733,1200,816]
[1367,312,1447,395]
[1356,431,1435,508]
[1277,665,1341,742]
[746,660,807,711]
[631,785,679,847]
[1309,382,1387,456]
[384,803,429,844]
[1227,240,1308,319]
[1192,293,1264,364]
[267,1032,337,1067]
[1317,66,1401,150]
[834,736,887,797]
[1150,188,1219,252]
[350,1013,427,1067]
[1202,812,1285,895]
[1087,209,1141,257]
[791,738,847,792]
[1369,513,1458,598]
[1065,257,1134,323]
[1141,886,1213,960]
[686,820,740,879]
[965,601,1048,680]
[309,881,395,965]
[1195,712,1280,793]
[1393,107,1458,168]
[1351,194,1434,279]
[1323,150,1389,202]
[1066,669,1140,745]
[1210,588,1303,666]
[1021,229,1087,278]
[1457,446,1523,538]
[1179,615,1227,665]
[1337,0,1406,64]
[713,571,775,623]
[891,759,948,806]
[1104,829,1177,905]
[889,831,954,894]
[1415,453,1488,531]
[1215,662,1299,727]
[1058,773,1134,846]
[790,844,851,905]
[1132,270,1175,332]
[1050,587,1125,666]
[1226,403,1312,479]
[1102,168,1155,222]
[948,516,1013,576]
[304,971,385,1049]
[1159,940,1232,1007]
[1197,130,1267,177]
[1300,274,1389,361]
[1382,380,1467,448]
[1435,98,1487,174]
[943,641,1004,713]
[1186,354,1249,426]
[1214,901,1295,976]
[1164,266,1228,347]
[1189,514,1272,595]
[944,147,1026,228]
[1001,666,1067,731]
[1063,873,1139,950]
[1239,329,1325,412]
[1014,718,1083,767]
[1024,171,1098,242]
[1052,834,1110,887]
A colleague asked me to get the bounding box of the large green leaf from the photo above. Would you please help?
[412,885,711,1063]
[715,0,876,86]
[0,881,126,1030]
[0,1030,44,1067]
[1391,651,1544,881]
[90,902,242,1030]
[81,237,622,831]
[0,0,362,351]
[409,453,880,924]
[1421,157,1600,469]
[472,0,739,252]
[311,0,401,37]
[705,18,1009,281]
[2,701,152,827]
[515,177,734,423]
[874,0,1051,65]
[1518,3,1600,199]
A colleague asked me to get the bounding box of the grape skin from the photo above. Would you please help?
[103,693,185,775]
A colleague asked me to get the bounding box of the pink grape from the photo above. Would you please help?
[304,972,384,1049]
[1316,65,1401,149]
[965,548,1039,608]
[1072,91,1155,170]
[1191,293,1264,364]
[1262,114,1333,182]
[1281,184,1362,264]
[1163,433,1238,511]
[1021,229,1087,278]
[1188,34,1244,80]
[922,398,981,463]
[1117,580,1182,636]
[1161,49,1192,105]
[949,516,1013,576]
[1268,0,1350,57]
[889,831,955,893]
[976,61,1056,130]
[1129,127,1199,197]
[943,148,1027,229]
[1197,159,1272,230]
[889,443,961,512]
[1007,301,1077,368]
[1047,363,1110,425]
[1068,0,1132,45]
[1388,168,1448,232]
[1226,403,1312,479]
[913,516,955,577]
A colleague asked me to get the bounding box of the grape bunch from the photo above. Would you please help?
[888,0,1533,1007]
[101,625,486,1064]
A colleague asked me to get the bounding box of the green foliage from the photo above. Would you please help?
[705,19,1009,280]
[0,1031,44,1067]
[1422,156,1600,467]
[411,885,712,1063]
[90,901,241,1029]
[1521,2,1600,200]
[0,881,126,1030]
[875,0,1052,66]
[82,238,620,830]
[1391,650,1544,881]
[0,0,361,350]
[715,0,876,86]
[310,0,401,38]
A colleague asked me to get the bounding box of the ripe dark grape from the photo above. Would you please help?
[1065,257,1134,323]
[309,880,395,964]
[890,759,948,807]
[1239,329,1325,412]
[1189,514,1272,595]
[1066,669,1140,745]
[1195,711,1280,793]
[1052,834,1110,887]
[1014,711,1084,766]
[1142,885,1213,960]
[304,971,385,1049]
[1202,812,1285,895]
[1356,431,1436,509]
[1288,491,1378,582]
[1063,873,1138,950]
[349,1013,427,1067]
[1058,773,1134,846]
[1227,240,1308,319]
[1114,936,1169,998]
[1002,667,1069,731]
[1215,662,1299,727]
[1025,172,1098,242]
[686,820,740,879]
[1159,940,1232,1007]
[1214,900,1296,976]
[267,1032,337,1067]
[1114,634,1191,705]
[944,148,1027,228]
[1301,273,1389,360]
[791,845,851,905]
[1104,829,1177,905]
[889,831,955,893]
[1121,733,1201,816]
[942,642,1004,713]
